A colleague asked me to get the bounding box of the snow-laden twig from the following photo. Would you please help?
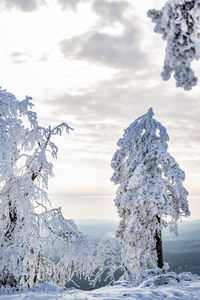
[148,0,200,90]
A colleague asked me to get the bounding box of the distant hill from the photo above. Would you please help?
[76,219,200,277]
[76,219,200,241]
[163,220,200,241]
[75,219,118,239]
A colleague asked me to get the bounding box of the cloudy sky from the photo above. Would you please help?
[0,0,200,221]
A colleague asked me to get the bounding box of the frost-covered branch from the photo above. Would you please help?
[148,0,200,90]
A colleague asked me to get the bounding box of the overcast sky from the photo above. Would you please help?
[0,0,200,221]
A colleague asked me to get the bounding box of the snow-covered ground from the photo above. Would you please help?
[1,274,200,300]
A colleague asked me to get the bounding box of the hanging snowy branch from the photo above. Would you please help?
[148,0,200,90]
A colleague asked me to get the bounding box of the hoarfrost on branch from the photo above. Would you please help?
[148,0,200,90]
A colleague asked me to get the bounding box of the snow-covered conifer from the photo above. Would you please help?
[111,108,190,283]
[148,0,200,90]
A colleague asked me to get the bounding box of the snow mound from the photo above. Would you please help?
[140,271,199,287]
[35,282,65,294]
[0,273,199,300]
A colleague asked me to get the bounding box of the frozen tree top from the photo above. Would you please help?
[111,108,190,222]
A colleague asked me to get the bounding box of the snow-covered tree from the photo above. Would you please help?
[148,0,200,90]
[0,88,73,287]
[0,88,105,288]
[111,108,190,283]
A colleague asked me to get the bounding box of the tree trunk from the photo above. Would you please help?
[155,216,163,269]
[3,172,41,287]
[5,201,17,240]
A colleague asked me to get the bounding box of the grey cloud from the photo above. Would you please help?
[0,0,82,12]
[37,53,49,62]
[40,72,200,200]
[11,52,31,64]
[57,0,90,11]
[10,51,50,64]
[92,0,130,23]
[41,71,153,123]
[40,69,200,160]
[57,0,80,11]
[60,23,147,70]
[60,35,84,58]
[0,0,45,12]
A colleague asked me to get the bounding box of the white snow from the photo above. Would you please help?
[0,279,200,300]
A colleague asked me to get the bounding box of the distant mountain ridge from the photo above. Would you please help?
[76,219,200,241]
[75,219,118,239]
[76,219,200,277]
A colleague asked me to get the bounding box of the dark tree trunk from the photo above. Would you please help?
[2,201,19,287]
[5,201,17,240]
[155,216,163,269]
[33,247,41,284]
[3,172,41,287]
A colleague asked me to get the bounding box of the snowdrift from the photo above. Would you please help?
[0,272,200,300]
